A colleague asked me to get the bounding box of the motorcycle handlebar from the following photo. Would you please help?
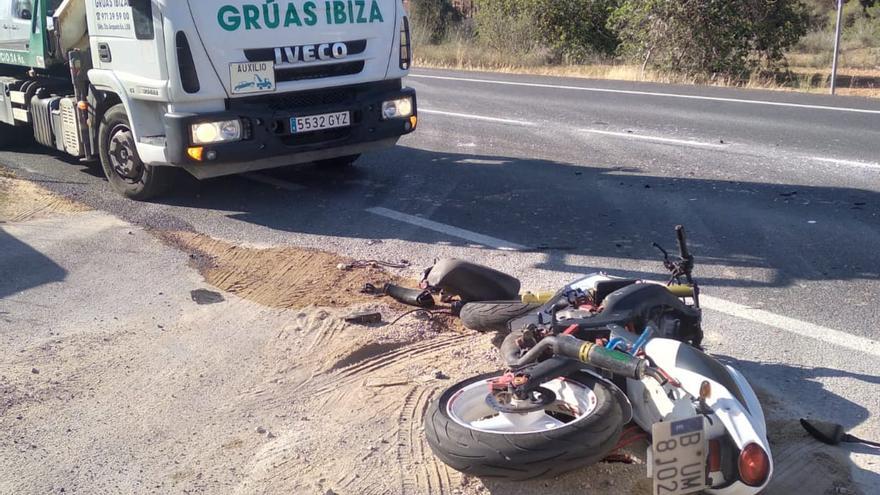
[675,225,691,260]
[502,333,648,380]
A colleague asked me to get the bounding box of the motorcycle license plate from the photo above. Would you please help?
[290,111,350,134]
[651,417,708,495]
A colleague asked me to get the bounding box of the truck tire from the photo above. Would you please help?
[424,371,624,481]
[316,154,360,168]
[460,301,541,333]
[98,104,172,200]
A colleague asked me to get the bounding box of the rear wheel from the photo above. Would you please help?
[460,301,541,332]
[424,371,623,480]
[316,154,360,168]
[99,104,173,200]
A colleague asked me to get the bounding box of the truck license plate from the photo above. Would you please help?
[651,417,708,495]
[290,111,350,134]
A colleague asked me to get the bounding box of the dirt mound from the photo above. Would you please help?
[0,175,90,223]
[161,231,408,310]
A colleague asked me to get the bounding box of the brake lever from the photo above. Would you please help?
[653,242,677,274]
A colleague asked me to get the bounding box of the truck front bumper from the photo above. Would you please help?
[162,80,416,179]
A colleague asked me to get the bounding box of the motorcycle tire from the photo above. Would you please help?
[424,371,624,481]
[459,301,541,332]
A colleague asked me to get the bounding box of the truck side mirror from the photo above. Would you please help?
[15,0,33,20]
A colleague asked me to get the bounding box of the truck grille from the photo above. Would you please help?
[237,86,356,112]
[275,61,365,83]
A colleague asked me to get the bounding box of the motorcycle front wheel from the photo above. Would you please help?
[424,371,623,480]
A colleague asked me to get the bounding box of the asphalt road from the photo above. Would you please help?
[2,68,880,488]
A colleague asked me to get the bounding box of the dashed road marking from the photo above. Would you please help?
[582,129,728,149]
[366,206,526,251]
[419,108,536,126]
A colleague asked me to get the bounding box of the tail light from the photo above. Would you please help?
[399,16,412,70]
[708,439,722,472]
[738,443,770,487]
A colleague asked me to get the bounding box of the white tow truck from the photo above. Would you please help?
[0,0,416,199]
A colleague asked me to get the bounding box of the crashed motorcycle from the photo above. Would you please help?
[422,227,773,495]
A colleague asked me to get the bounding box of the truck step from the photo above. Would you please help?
[12,108,29,123]
[10,91,27,105]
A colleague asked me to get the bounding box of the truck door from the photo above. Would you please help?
[0,0,32,50]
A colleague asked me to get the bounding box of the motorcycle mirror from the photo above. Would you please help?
[800,418,845,445]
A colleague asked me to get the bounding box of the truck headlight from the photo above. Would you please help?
[381,97,414,120]
[191,119,242,145]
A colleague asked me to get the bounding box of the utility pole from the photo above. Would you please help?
[830,0,844,95]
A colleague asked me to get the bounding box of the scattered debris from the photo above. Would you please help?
[433,370,449,380]
[190,289,225,305]
[344,312,383,325]
[337,259,410,271]
[255,426,267,435]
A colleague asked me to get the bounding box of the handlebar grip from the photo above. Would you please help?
[675,225,691,259]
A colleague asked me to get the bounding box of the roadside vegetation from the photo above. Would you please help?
[410,0,880,97]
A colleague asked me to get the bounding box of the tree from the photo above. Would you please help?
[610,0,811,78]
[475,0,619,62]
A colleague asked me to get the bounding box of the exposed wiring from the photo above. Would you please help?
[563,324,579,335]
[390,309,453,325]
[656,366,682,388]
[605,337,625,350]
[630,326,654,355]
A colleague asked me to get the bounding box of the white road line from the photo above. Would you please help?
[368,206,880,357]
[811,157,880,170]
[411,74,880,115]
[424,106,879,170]
[423,107,726,149]
[419,108,535,126]
[366,207,526,251]
[583,129,727,149]
[700,295,880,358]
[242,173,306,191]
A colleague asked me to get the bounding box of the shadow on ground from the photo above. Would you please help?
[150,144,880,293]
[0,227,66,299]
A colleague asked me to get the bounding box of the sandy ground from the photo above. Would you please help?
[0,177,867,494]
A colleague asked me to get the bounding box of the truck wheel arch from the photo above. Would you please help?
[86,70,169,165]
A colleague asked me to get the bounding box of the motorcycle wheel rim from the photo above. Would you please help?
[446,376,598,435]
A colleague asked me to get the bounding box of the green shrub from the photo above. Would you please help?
[474,0,620,63]
[409,0,462,45]
[610,0,811,78]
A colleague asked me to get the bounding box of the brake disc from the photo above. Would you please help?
[485,387,557,414]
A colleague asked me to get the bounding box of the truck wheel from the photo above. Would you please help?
[316,154,360,168]
[98,104,172,200]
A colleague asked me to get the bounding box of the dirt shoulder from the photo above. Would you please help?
[0,172,90,223]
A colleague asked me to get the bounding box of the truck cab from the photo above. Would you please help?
[0,0,416,199]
